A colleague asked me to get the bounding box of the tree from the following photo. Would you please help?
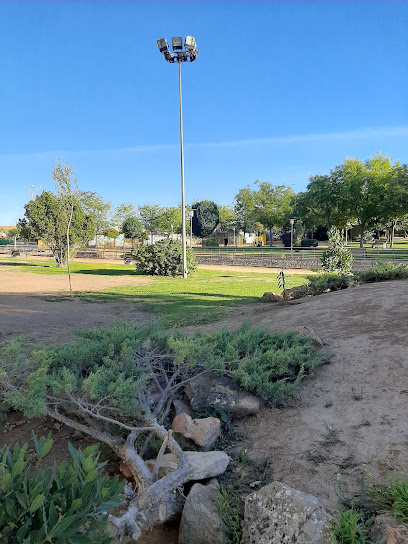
[112,202,136,230]
[321,227,353,273]
[133,239,197,276]
[157,206,182,236]
[6,227,19,248]
[191,200,219,239]
[234,186,256,235]
[253,182,295,246]
[104,227,120,246]
[138,204,162,244]
[79,191,111,243]
[20,178,95,270]
[122,216,144,247]
[379,164,408,247]
[217,204,236,237]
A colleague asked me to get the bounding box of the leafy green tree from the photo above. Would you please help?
[79,191,111,242]
[138,203,162,243]
[379,164,408,247]
[253,182,295,246]
[6,227,19,247]
[217,204,236,237]
[234,186,256,235]
[20,180,95,269]
[112,202,136,230]
[157,206,182,236]
[191,200,220,239]
[103,227,120,246]
[321,227,353,273]
[122,216,144,247]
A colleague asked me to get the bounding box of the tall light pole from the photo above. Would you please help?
[290,218,295,257]
[157,36,199,278]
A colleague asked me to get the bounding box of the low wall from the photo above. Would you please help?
[196,254,321,269]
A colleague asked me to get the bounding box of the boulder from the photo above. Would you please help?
[243,481,332,544]
[185,374,261,419]
[173,398,193,417]
[370,514,408,543]
[171,413,221,451]
[261,292,284,303]
[179,479,228,544]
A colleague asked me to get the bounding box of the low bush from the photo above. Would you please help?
[132,238,197,276]
[355,262,408,283]
[203,237,219,247]
[301,273,354,297]
[0,434,124,544]
[300,238,318,247]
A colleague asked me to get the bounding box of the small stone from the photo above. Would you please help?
[53,423,61,430]
[249,481,261,488]
[171,413,221,450]
[370,514,408,543]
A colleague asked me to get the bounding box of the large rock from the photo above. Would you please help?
[261,292,284,302]
[243,481,332,544]
[186,374,261,419]
[179,479,228,544]
[370,514,408,543]
[120,450,229,483]
[171,413,221,451]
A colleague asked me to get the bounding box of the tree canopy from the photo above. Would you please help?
[191,200,220,238]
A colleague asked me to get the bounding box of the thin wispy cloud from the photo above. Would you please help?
[1,126,408,160]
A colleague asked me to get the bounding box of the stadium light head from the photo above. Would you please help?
[157,38,168,53]
[184,35,196,51]
[172,37,183,51]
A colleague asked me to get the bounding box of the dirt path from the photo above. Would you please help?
[183,280,408,511]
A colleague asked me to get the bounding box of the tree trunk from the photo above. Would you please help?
[359,224,364,248]
[269,228,273,247]
[390,222,395,248]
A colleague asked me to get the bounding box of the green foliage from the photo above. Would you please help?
[0,435,124,544]
[191,200,220,238]
[111,202,136,230]
[103,228,119,241]
[216,483,243,544]
[21,190,95,267]
[372,475,408,523]
[329,508,368,544]
[356,261,408,283]
[298,273,353,297]
[300,238,318,247]
[168,323,323,407]
[203,237,219,247]
[132,239,197,276]
[322,228,353,273]
[121,216,144,242]
[78,192,111,235]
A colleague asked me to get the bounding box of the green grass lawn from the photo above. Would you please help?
[0,259,308,325]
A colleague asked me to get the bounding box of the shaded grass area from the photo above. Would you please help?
[76,269,308,325]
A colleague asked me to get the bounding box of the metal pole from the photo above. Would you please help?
[233,226,236,247]
[178,61,187,278]
[290,222,294,257]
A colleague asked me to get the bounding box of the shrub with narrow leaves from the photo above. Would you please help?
[0,434,125,544]
[132,239,197,276]
[321,227,353,273]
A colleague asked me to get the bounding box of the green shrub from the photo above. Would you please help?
[372,474,408,523]
[301,238,318,247]
[132,239,197,276]
[203,237,219,247]
[356,261,408,283]
[322,227,353,273]
[0,434,124,544]
[300,272,353,297]
[329,508,368,544]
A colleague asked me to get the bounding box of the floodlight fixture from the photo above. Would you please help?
[164,51,176,63]
[172,37,183,51]
[157,38,168,53]
[184,35,196,51]
[189,49,199,62]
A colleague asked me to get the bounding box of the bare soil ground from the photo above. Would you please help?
[185,280,408,511]
[1,265,408,519]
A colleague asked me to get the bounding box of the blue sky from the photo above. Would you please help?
[1,1,408,225]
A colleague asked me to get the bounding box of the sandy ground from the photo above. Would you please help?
[0,269,152,294]
[183,281,408,511]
